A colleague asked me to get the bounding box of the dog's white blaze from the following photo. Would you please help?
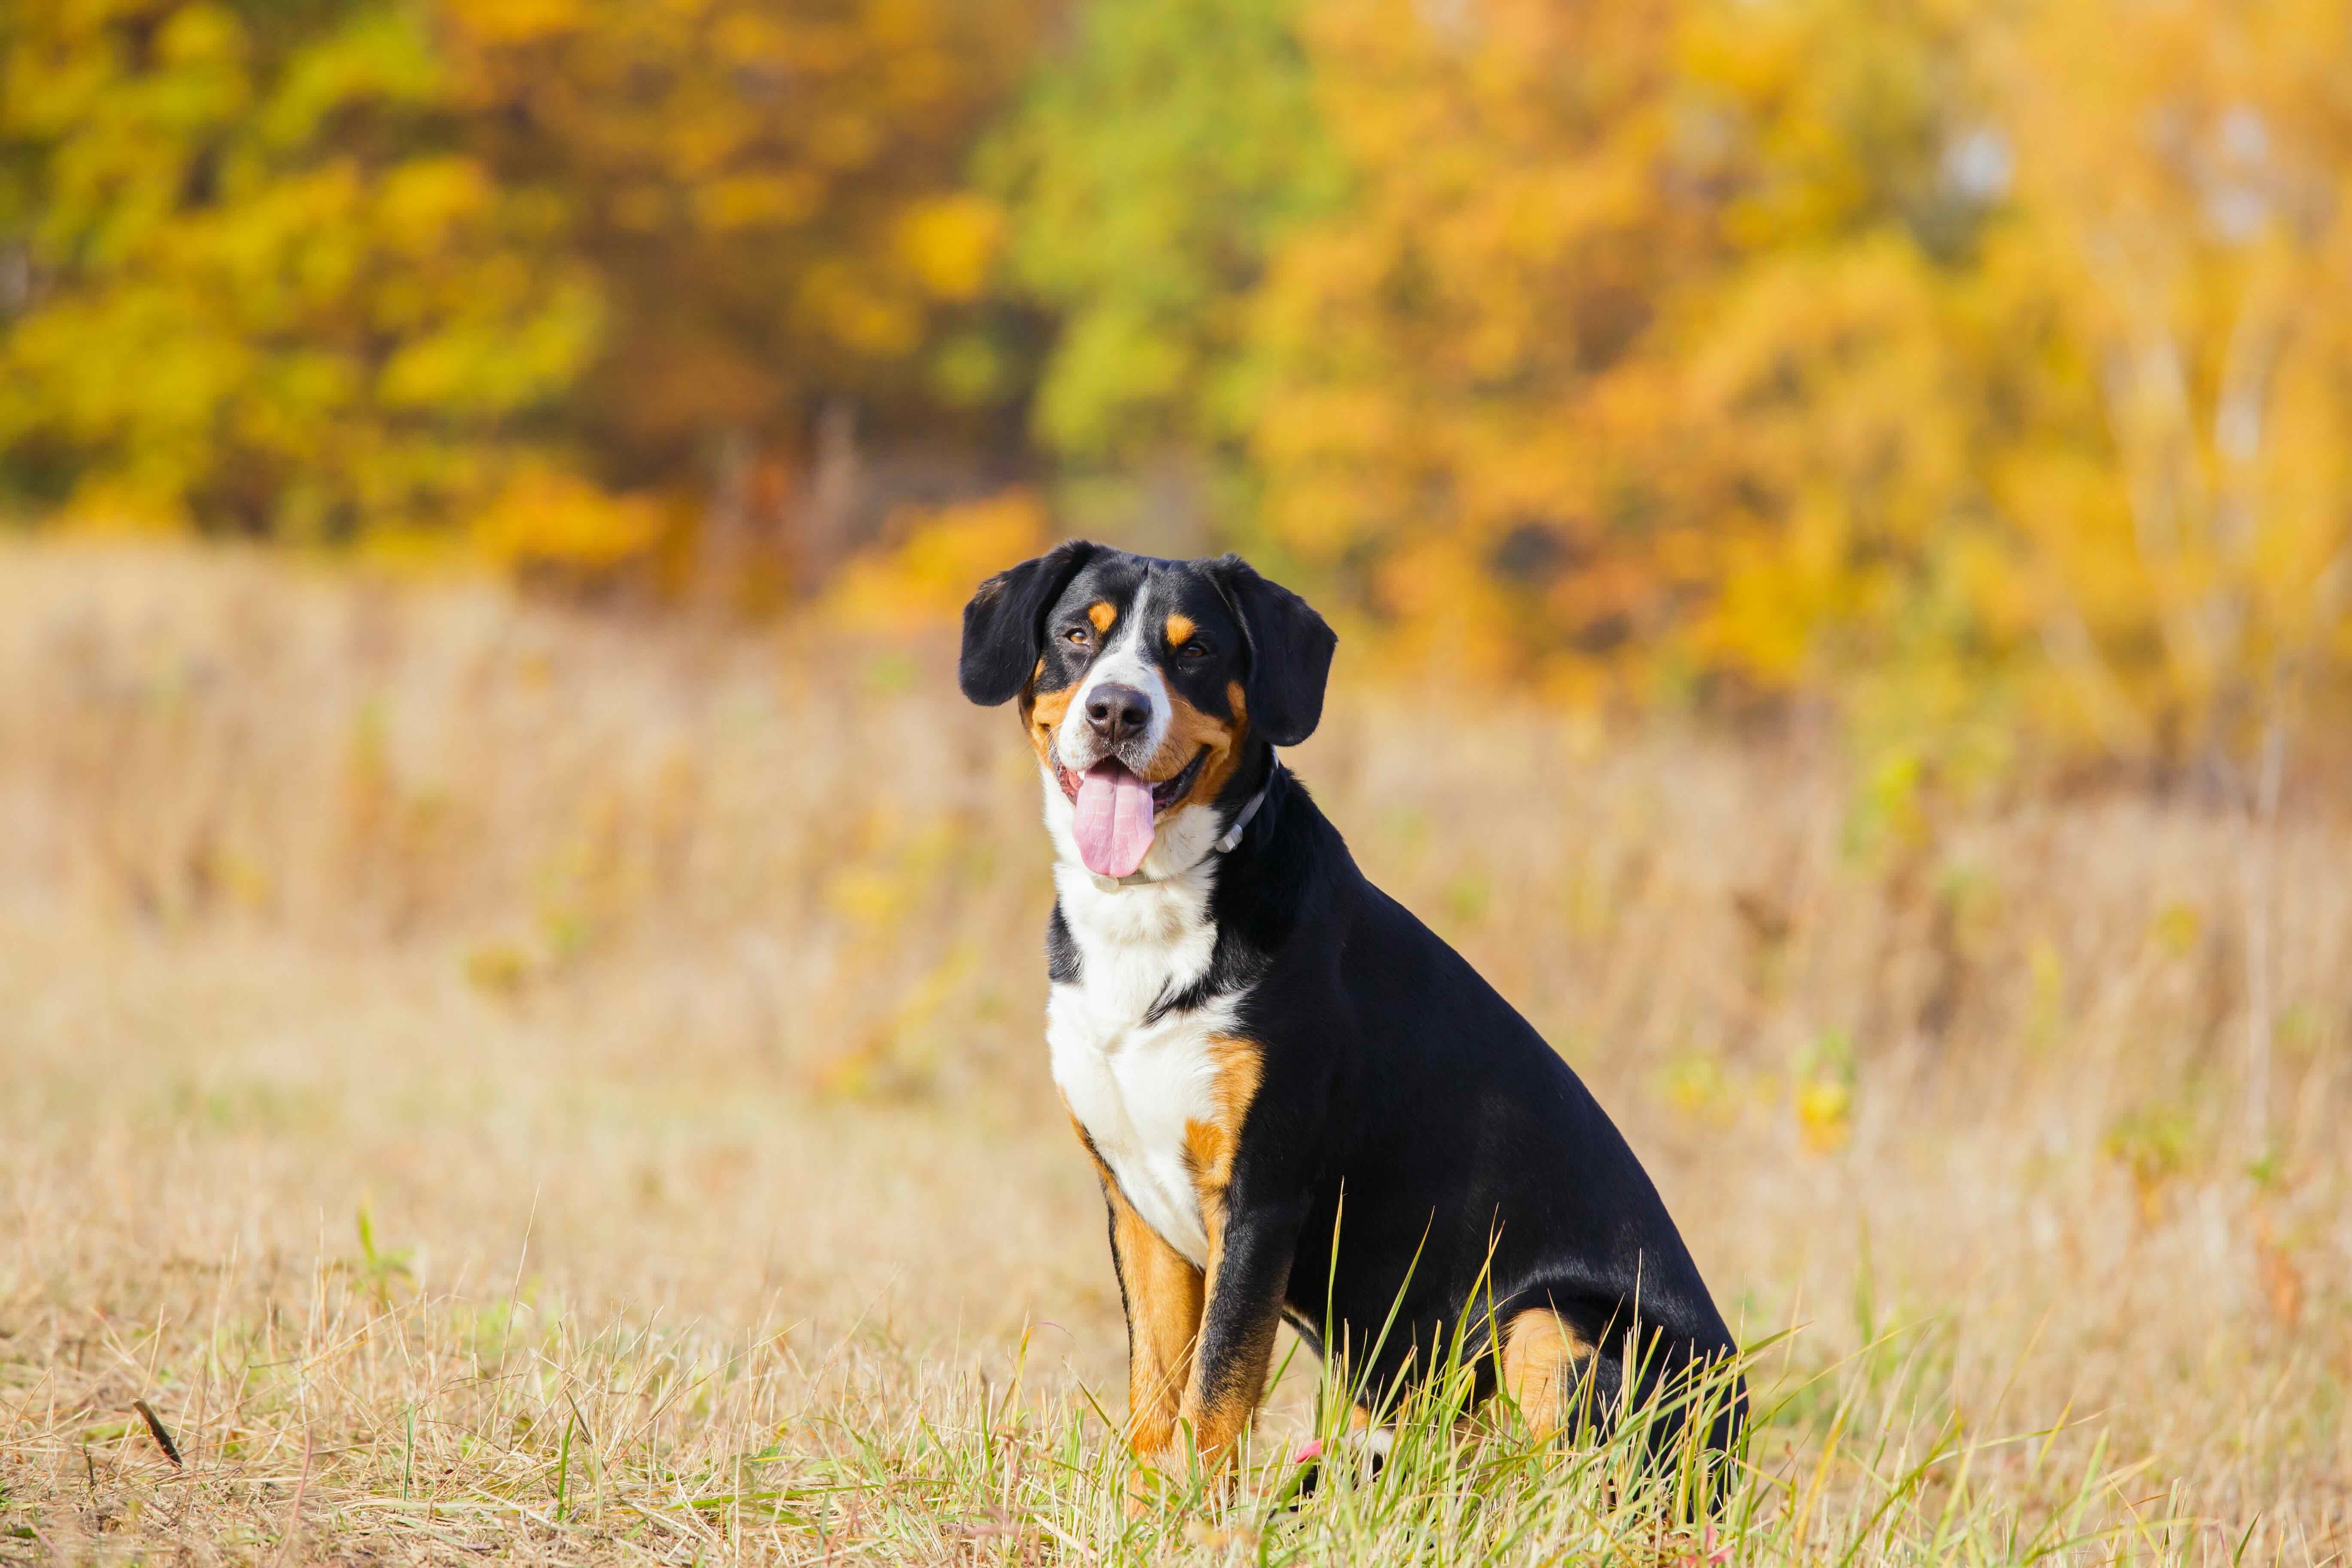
[1047,854,1234,1269]
[1053,581,1169,776]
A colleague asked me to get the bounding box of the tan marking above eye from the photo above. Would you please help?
[1164,613,1196,646]
[1087,601,1116,633]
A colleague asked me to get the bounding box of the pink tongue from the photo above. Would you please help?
[1073,762,1156,877]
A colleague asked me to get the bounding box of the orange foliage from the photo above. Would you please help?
[5,0,2350,766]
[1250,0,2352,762]
[825,490,1052,632]
[440,0,1040,465]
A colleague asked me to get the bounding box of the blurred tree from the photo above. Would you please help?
[1666,0,2015,742]
[2,0,2347,774]
[1253,0,1716,690]
[0,0,1042,565]
[1988,0,2352,772]
[0,0,600,537]
[1249,0,2352,763]
[984,0,1342,478]
[443,0,1043,505]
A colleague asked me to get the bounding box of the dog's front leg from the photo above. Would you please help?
[1177,1198,1303,1480]
[1090,1163,1206,1466]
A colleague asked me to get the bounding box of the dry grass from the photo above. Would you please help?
[0,542,2345,1565]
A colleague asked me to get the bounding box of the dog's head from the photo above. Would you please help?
[959,542,1335,881]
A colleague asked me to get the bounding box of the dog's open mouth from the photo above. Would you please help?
[1054,748,1207,812]
[1055,748,1208,878]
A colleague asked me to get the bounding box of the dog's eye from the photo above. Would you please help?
[1063,627,1092,646]
[1177,640,1210,661]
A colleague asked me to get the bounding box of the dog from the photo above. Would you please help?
[959,541,1743,1488]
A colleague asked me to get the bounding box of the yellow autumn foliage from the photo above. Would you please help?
[1236,0,2352,767]
[468,464,665,573]
[826,491,1053,633]
[5,0,2349,767]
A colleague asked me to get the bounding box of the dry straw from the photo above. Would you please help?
[0,543,2343,1562]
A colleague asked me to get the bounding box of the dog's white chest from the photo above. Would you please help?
[1047,864,1232,1271]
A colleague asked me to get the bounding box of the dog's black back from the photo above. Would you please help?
[1224,768,1736,1417]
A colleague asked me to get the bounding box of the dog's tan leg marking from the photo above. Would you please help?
[1176,1038,1273,1479]
[1075,1129,1205,1467]
[1500,1307,1596,1437]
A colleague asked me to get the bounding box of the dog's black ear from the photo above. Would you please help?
[1210,555,1336,746]
[958,540,1100,706]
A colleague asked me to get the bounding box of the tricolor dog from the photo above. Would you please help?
[958,542,1743,1484]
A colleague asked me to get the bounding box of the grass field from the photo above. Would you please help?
[1,544,2346,1564]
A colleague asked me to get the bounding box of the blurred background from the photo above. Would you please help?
[5,0,2351,773]
[2,0,2350,1549]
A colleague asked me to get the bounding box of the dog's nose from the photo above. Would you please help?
[1084,684,1151,746]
